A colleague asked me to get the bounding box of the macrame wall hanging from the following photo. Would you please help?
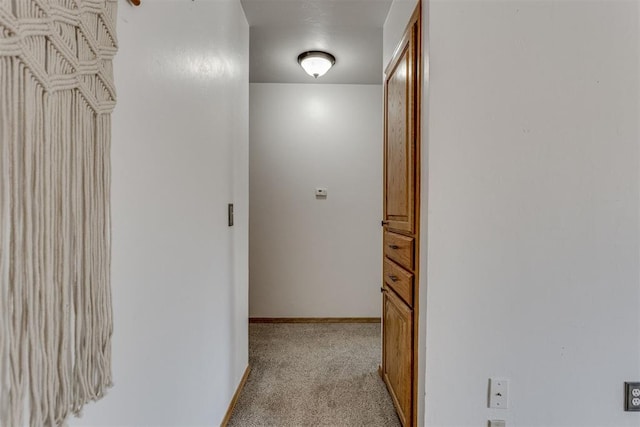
[0,0,117,425]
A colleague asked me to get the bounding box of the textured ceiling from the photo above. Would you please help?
[241,0,392,84]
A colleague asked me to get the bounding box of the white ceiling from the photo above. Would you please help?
[240,0,393,84]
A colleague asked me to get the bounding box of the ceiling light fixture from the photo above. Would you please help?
[297,51,336,79]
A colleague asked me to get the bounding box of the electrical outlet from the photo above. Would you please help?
[625,382,640,411]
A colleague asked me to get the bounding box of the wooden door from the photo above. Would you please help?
[381,4,421,427]
[383,287,413,426]
[383,16,417,234]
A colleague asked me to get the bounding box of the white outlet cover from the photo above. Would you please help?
[489,378,509,409]
[625,382,640,411]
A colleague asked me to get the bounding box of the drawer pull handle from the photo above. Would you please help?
[389,275,399,282]
[389,244,400,249]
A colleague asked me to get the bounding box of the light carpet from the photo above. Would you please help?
[228,323,401,427]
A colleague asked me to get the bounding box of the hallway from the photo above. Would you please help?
[228,323,400,426]
[41,1,638,425]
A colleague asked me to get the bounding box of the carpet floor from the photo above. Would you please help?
[227,323,401,427]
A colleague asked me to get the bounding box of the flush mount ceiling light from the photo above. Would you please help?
[297,51,336,79]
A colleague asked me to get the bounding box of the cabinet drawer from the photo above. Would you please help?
[384,231,414,270]
[383,258,414,307]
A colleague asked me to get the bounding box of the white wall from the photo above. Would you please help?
[70,1,249,425]
[249,83,382,318]
[425,1,640,426]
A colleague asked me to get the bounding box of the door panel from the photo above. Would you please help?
[383,288,413,427]
[384,29,416,234]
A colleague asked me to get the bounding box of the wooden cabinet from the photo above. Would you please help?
[383,287,413,427]
[383,258,414,307]
[384,231,414,271]
[383,10,418,235]
[381,4,421,427]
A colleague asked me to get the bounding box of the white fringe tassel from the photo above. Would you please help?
[0,1,117,425]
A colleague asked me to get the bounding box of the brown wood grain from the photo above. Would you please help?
[384,36,416,235]
[384,231,415,270]
[382,288,413,427]
[384,258,414,308]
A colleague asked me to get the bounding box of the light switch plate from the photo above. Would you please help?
[228,203,234,226]
[315,187,328,198]
[488,378,509,409]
